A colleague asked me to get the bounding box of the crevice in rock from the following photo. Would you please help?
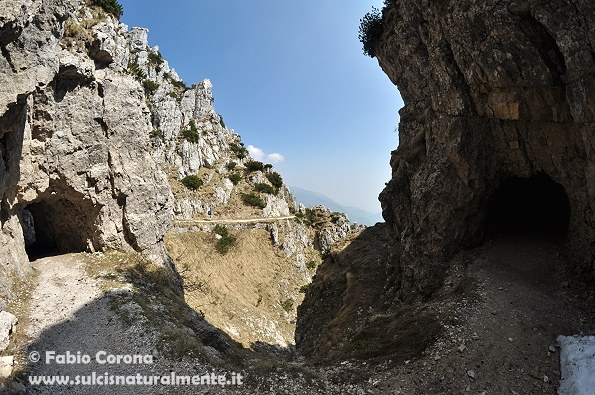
[440,33,473,114]
[94,117,109,137]
[0,133,10,172]
[0,200,10,225]
[0,19,23,47]
[518,12,567,87]
[0,45,17,73]
[122,207,140,252]
[0,97,27,175]
[97,82,105,98]
[51,65,94,102]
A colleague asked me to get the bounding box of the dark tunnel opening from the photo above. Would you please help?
[22,195,99,261]
[484,173,571,239]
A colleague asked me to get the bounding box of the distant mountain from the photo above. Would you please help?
[290,186,383,226]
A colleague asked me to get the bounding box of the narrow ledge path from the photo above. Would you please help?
[174,215,296,225]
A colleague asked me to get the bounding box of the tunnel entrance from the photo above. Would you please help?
[484,173,571,239]
[22,194,100,261]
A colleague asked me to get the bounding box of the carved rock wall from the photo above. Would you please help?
[376,0,595,297]
[0,0,174,302]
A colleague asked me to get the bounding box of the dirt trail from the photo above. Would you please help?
[12,237,594,395]
[174,215,296,225]
[19,254,216,395]
[367,233,595,394]
[27,255,102,341]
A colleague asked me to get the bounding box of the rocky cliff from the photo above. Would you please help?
[297,0,594,363]
[0,0,176,303]
[0,0,273,302]
[376,0,595,298]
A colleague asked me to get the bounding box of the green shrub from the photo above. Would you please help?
[216,235,237,255]
[181,175,203,190]
[229,142,248,159]
[93,0,123,18]
[295,208,322,226]
[299,284,310,294]
[266,172,283,189]
[228,173,242,185]
[128,61,146,80]
[213,224,229,237]
[149,129,163,140]
[180,120,200,143]
[148,51,164,66]
[213,225,236,255]
[226,161,237,170]
[305,208,319,225]
[254,183,277,195]
[280,299,294,313]
[181,129,199,143]
[241,193,266,209]
[358,7,383,57]
[245,160,265,172]
[264,164,273,171]
[306,260,317,270]
[170,79,187,90]
[143,80,159,95]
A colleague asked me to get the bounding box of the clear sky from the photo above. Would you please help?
[118,0,403,214]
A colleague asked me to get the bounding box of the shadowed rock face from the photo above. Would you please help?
[376,0,595,298]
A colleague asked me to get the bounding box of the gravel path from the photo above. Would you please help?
[27,256,102,341]
[21,254,227,395]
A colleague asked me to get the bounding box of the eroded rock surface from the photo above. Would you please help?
[296,0,594,366]
[376,0,595,298]
[0,0,175,303]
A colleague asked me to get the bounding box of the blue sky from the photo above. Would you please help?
[118,0,403,213]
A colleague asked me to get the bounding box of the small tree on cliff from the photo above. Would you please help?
[358,7,383,58]
[93,0,124,19]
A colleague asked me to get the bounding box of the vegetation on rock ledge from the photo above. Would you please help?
[92,0,123,19]
[359,7,383,58]
[181,175,203,191]
[241,193,266,209]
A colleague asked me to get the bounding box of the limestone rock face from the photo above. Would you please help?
[375,0,595,297]
[0,311,17,352]
[0,0,175,303]
[305,205,362,252]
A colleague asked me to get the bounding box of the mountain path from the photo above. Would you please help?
[174,215,296,225]
[27,255,102,341]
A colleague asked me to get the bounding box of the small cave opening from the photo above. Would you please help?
[484,173,571,239]
[21,194,100,261]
